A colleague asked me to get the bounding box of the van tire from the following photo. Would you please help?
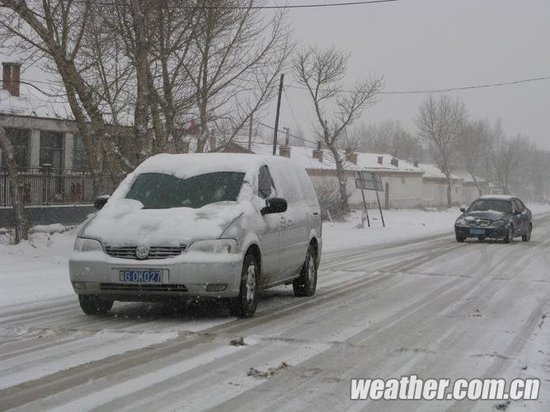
[228,253,259,318]
[293,245,317,297]
[78,295,113,315]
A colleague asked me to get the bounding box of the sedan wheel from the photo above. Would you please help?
[522,224,532,242]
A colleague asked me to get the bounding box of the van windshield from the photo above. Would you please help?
[126,172,245,209]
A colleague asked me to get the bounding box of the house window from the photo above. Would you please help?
[72,135,88,171]
[1,128,30,170]
[40,131,64,170]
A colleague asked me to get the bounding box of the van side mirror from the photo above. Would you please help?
[94,195,111,210]
[460,207,466,213]
[261,197,287,215]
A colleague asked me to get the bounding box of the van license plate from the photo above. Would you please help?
[119,270,161,282]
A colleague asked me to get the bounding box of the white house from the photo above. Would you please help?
[240,141,425,209]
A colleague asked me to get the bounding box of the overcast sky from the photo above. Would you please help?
[1,0,548,150]
[275,0,550,149]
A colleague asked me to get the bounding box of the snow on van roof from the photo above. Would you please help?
[134,152,295,179]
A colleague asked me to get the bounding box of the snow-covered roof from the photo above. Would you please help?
[453,170,487,184]
[355,153,421,173]
[239,140,423,175]
[248,142,360,171]
[0,86,72,119]
[416,163,462,181]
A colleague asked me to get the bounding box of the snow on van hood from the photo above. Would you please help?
[82,199,247,246]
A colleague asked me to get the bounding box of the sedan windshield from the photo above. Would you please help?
[468,199,512,214]
[126,172,245,209]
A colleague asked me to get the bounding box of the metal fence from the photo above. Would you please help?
[0,168,121,207]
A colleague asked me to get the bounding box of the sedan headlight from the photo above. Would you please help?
[74,237,103,252]
[187,239,238,254]
[489,220,506,228]
[455,218,467,226]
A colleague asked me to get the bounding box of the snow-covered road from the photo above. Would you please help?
[1,214,550,411]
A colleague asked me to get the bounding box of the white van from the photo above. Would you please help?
[69,153,322,317]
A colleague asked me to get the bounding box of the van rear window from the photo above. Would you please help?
[126,172,245,209]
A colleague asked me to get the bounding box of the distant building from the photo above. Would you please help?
[0,62,124,207]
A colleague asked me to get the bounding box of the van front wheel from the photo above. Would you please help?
[293,246,317,297]
[228,253,259,318]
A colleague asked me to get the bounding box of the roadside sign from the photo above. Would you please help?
[355,171,386,228]
[355,171,384,192]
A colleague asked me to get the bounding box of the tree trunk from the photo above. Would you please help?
[470,173,483,197]
[446,175,453,208]
[329,146,350,215]
[0,127,28,243]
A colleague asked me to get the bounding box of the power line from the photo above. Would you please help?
[381,75,550,95]
[65,0,398,9]
[287,75,550,96]
[227,0,399,9]
[258,121,318,145]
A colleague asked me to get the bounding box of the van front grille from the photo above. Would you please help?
[105,246,185,260]
[99,283,188,292]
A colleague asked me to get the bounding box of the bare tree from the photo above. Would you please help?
[416,94,467,207]
[491,134,526,195]
[183,0,292,152]
[293,46,383,214]
[348,120,423,160]
[456,119,492,196]
[1,0,290,165]
[0,0,134,194]
[0,127,28,243]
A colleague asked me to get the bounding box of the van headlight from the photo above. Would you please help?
[74,237,103,252]
[187,239,237,254]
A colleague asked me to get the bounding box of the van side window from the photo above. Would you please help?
[258,166,276,199]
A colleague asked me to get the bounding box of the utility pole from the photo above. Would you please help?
[272,73,284,155]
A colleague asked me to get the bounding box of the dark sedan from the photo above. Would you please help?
[455,195,532,243]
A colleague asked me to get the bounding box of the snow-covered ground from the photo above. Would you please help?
[1,205,550,411]
[325,203,550,252]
